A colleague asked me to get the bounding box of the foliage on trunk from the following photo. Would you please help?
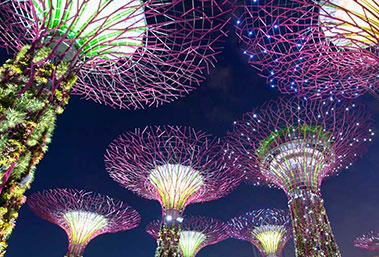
[0,46,76,256]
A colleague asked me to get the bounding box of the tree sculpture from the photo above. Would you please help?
[233,0,379,99]
[354,229,379,251]
[0,0,232,251]
[105,125,241,257]
[227,97,373,257]
[147,216,229,257]
[228,209,291,257]
[28,188,140,257]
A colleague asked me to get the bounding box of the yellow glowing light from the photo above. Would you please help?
[63,211,108,245]
[179,231,206,257]
[149,164,204,210]
[319,0,379,47]
[252,225,285,254]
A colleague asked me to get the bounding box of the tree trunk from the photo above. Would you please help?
[0,45,76,256]
[155,221,182,257]
[288,188,341,257]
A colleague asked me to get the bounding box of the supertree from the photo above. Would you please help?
[354,229,379,251]
[146,216,229,257]
[233,0,379,99]
[0,0,232,251]
[105,125,241,257]
[228,209,292,257]
[227,97,374,257]
[27,188,140,257]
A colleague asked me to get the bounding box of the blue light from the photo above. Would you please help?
[236,20,241,25]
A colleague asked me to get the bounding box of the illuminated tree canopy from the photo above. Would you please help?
[233,0,379,99]
[354,229,379,251]
[105,125,241,216]
[227,97,373,191]
[228,209,291,257]
[28,188,140,257]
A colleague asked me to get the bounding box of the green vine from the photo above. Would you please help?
[0,45,77,256]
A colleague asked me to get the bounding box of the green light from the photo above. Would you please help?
[26,0,147,59]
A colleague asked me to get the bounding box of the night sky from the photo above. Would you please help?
[1,30,379,257]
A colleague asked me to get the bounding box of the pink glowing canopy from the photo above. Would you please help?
[233,0,379,99]
[227,97,373,192]
[105,126,241,214]
[0,0,232,108]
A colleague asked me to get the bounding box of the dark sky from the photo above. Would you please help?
[1,32,379,257]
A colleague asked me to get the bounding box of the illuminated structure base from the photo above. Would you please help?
[155,222,181,257]
[65,243,85,257]
[288,188,341,257]
[0,46,75,256]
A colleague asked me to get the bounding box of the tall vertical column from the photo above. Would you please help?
[155,222,181,257]
[0,45,76,256]
[287,188,341,257]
